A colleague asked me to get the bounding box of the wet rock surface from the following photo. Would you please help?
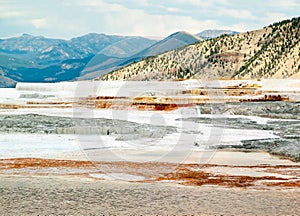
[197,101,300,119]
[181,103,300,162]
[230,120,300,162]
[0,114,176,140]
[19,93,56,99]
[1,102,299,161]
[238,139,300,162]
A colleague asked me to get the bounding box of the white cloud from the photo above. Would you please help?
[80,0,125,12]
[260,12,288,25]
[79,0,219,36]
[217,0,230,5]
[1,0,296,39]
[0,11,23,18]
[173,0,211,8]
[219,8,257,20]
[31,18,47,29]
[167,7,180,12]
[130,15,218,36]
[222,22,253,33]
[173,0,230,7]
[269,0,299,8]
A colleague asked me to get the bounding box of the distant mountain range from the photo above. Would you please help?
[134,31,202,58]
[98,17,299,81]
[196,30,239,39]
[0,29,238,87]
[80,31,202,79]
[0,33,157,87]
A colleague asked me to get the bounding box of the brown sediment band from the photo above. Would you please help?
[0,104,72,109]
[1,158,299,188]
[265,181,300,187]
[157,167,285,188]
[240,94,290,102]
[0,158,94,169]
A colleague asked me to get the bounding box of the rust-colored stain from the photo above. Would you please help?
[182,88,259,96]
[0,158,94,169]
[157,167,285,188]
[265,181,300,187]
[240,94,290,102]
[0,104,72,109]
[182,89,208,95]
[1,84,297,110]
[26,101,72,105]
[0,104,19,109]
[94,101,113,109]
[1,158,300,188]
[95,96,127,100]
[132,102,178,111]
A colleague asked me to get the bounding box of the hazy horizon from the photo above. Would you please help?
[1,0,299,39]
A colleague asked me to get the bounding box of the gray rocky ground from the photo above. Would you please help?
[0,102,299,215]
[0,114,176,140]
[1,175,300,216]
[182,102,300,162]
[1,102,299,161]
[197,101,300,119]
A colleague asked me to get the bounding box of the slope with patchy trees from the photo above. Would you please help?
[98,17,299,81]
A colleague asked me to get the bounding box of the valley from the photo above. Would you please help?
[0,14,299,215]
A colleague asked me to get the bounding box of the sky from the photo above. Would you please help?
[0,0,299,39]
